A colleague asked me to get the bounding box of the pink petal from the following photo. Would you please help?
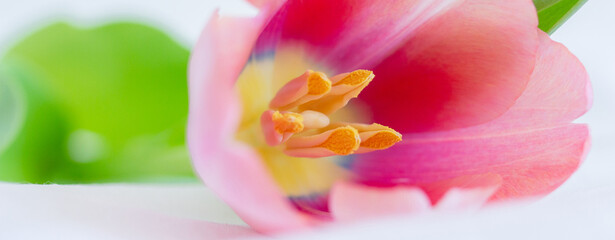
[329,181,431,222]
[350,29,593,202]
[359,0,539,132]
[247,0,286,9]
[246,0,287,22]
[188,11,310,232]
[379,30,592,140]
[191,147,311,232]
[415,173,501,204]
[424,174,502,210]
[330,175,501,221]
[491,31,591,129]
[436,188,499,211]
[351,124,590,201]
[254,0,462,70]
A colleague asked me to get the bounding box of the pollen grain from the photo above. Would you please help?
[272,111,304,134]
[318,126,360,155]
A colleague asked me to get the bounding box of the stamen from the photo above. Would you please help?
[356,130,402,154]
[269,70,332,111]
[261,110,304,146]
[334,69,374,86]
[360,131,401,149]
[321,123,403,154]
[319,127,361,155]
[298,70,374,115]
[307,73,331,95]
[284,126,361,158]
[261,69,403,157]
[272,111,304,134]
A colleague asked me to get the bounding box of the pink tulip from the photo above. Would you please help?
[188,0,592,233]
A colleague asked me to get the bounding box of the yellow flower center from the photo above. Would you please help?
[233,51,401,199]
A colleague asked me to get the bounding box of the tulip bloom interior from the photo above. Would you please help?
[236,60,391,215]
[188,0,591,232]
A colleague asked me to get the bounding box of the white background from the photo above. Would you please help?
[1,0,614,239]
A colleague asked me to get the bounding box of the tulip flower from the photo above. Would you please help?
[188,0,591,233]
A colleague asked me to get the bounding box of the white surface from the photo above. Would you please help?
[0,183,613,240]
[1,0,614,239]
[0,183,258,240]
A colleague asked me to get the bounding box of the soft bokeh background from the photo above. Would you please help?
[0,0,614,239]
[0,0,255,184]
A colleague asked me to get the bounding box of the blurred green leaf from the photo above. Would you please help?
[0,68,24,153]
[0,22,196,183]
[0,62,70,182]
[534,0,587,34]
